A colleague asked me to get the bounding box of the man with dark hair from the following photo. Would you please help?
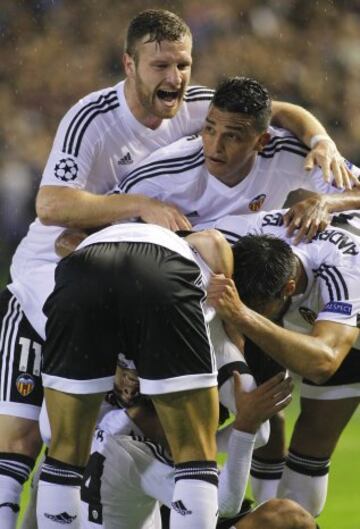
[117,75,360,240]
[203,209,360,518]
[231,234,297,320]
[0,7,352,527]
[211,76,272,131]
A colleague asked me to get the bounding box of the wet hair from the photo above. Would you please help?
[212,77,272,132]
[232,234,297,307]
[125,9,192,58]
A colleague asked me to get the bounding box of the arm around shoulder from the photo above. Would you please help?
[36,186,191,231]
[185,230,234,277]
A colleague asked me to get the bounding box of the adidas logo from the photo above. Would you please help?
[44,511,77,524]
[118,152,133,165]
[171,500,192,516]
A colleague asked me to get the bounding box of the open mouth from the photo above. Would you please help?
[156,89,179,103]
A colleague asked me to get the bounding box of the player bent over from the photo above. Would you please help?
[203,209,360,517]
[36,223,233,529]
[79,367,317,529]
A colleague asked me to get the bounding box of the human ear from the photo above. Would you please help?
[123,53,136,77]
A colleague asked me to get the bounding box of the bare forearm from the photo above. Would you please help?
[36,186,148,228]
[232,308,334,383]
[324,190,360,213]
[271,101,328,146]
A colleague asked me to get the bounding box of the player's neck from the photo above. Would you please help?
[294,256,308,295]
[217,156,257,187]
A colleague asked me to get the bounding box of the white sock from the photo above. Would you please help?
[36,456,84,529]
[171,461,218,529]
[277,450,330,516]
[0,475,23,529]
[0,453,35,529]
[37,481,81,528]
[20,452,45,529]
[250,456,285,502]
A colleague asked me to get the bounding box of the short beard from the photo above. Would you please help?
[134,73,184,119]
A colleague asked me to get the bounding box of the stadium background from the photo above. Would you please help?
[0,1,358,527]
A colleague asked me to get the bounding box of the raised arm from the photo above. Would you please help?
[207,276,359,384]
[271,101,355,189]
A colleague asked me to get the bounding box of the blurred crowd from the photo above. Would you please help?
[1,0,360,280]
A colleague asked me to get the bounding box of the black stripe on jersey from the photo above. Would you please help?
[316,264,349,300]
[313,264,349,301]
[217,361,252,388]
[183,96,213,102]
[120,147,205,193]
[73,101,119,157]
[314,267,335,301]
[184,86,214,102]
[265,134,295,146]
[263,136,309,152]
[62,90,119,156]
[143,440,173,466]
[0,295,22,402]
[185,86,214,96]
[186,85,215,94]
[329,265,349,299]
[259,146,309,159]
[216,228,241,244]
[121,145,203,188]
[131,434,173,466]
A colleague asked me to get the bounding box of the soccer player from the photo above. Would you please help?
[115,76,360,243]
[79,372,315,529]
[0,9,352,528]
[202,209,360,517]
[35,223,239,529]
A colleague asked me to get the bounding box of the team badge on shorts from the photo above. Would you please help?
[248,194,266,212]
[54,157,79,182]
[299,307,317,325]
[16,374,35,397]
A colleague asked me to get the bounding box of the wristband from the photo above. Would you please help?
[310,134,335,149]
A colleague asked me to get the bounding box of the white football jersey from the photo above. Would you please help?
[199,210,360,348]
[8,82,213,337]
[115,127,345,225]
